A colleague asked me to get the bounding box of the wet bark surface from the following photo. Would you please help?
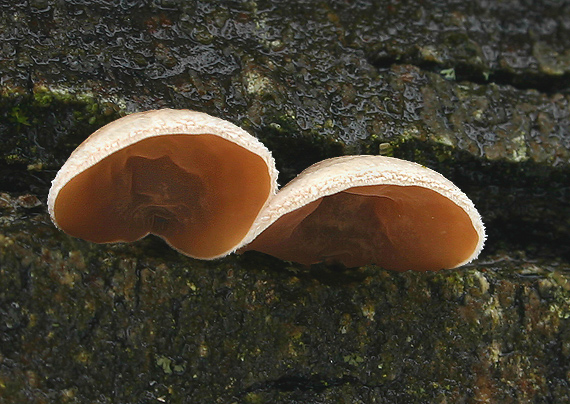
[1,1,569,402]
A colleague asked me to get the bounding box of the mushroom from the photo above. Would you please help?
[242,155,485,271]
[47,109,278,259]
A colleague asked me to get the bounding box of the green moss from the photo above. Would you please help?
[548,271,570,319]
[343,354,365,367]
[33,88,54,107]
[156,356,173,374]
[440,67,456,81]
[244,392,264,404]
[8,107,31,126]
[0,84,124,177]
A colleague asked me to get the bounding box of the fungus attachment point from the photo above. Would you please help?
[243,156,485,271]
[48,109,278,259]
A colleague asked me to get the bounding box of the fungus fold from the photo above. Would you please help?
[242,156,485,271]
[49,110,485,271]
[48,109,278,259]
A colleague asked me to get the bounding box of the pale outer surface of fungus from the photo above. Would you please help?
[48,109,278,259]
[244,155,486,271]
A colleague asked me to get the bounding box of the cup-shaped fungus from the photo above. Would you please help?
[242,155,485,271]
[48,109,278,259]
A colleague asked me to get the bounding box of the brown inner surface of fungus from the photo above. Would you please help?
[53,134,271,258]
[244,185,479,271]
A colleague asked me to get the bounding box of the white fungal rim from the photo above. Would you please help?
[247,155,486,266]
[47,109,279,254]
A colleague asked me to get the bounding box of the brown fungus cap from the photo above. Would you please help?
[243,155,485,271]
[48,109,278,259]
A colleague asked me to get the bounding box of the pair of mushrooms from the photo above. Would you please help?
[48,109,485,271]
